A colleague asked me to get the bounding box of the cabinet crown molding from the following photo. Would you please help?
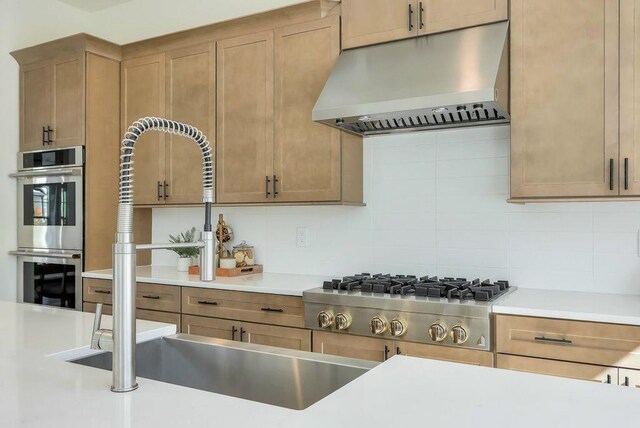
[11,33,122,65]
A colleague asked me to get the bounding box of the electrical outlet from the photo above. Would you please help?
[296,227,310,248]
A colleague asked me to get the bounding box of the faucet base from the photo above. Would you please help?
[111,383,139,393]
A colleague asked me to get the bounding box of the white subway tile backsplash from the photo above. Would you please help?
[152,125,640,295]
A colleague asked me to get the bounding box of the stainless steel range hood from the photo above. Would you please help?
[312,21,510,136]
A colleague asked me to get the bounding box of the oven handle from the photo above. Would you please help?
[9,168,83,178]
[9,250,81,259]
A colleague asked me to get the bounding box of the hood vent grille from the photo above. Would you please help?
[338,102,509,136]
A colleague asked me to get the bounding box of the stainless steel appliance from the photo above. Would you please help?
[303,274,515,351]
[11,146,84,310]
[312,21,509,135]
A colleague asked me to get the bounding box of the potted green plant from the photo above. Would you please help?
[169,227,199,272]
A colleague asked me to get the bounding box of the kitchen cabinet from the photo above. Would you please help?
[19,55,84,151]
[395,341,493,367]
[419,0,508,35]
[216,31,274,204]
[313,331,393,362]
[273,17,341,202]
[181,315,311,351]
[341,0,508,50]
[165,43,216,204]
[510,0,620,200]
[341,0,417,50]
[619,368,640,388]
[121,54,166,205]
[497,354,618,384]
[216,16,362,205]
[84,302,181,330]
[83,279,182,314]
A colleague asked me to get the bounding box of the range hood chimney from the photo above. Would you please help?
[312,21,510,136]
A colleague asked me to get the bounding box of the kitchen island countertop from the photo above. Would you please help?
[1,301,640,427]
[82,265,330,296]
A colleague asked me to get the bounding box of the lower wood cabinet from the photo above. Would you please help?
[312,331,492,366]
[181,314,311,351]
[497,354,617,384]
[83,303,181,331]
[619,368,640,388]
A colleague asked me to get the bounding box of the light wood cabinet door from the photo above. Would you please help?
[313,331,393,362]
[619,368,640,388]
[121,54,166,205]
[620,0,640,196]
[181,315,239,341]
[342,0,417,49]
[51,55,85,148]
[510,0,619,199]
[20,61,52,151]
[165,43,216,204]
[419,0,507,35]
[241,321,311,351]
[216,32,274,203]
[396,342,493,367]
[273,17,341,202]
[497,354,618,384]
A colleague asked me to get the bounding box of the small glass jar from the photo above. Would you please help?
[232,241,255,267]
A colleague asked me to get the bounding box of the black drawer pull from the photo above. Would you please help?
[265,176,271,198]
[142,295,160,300]
[384,345,390,360]
[534,336,572,345]
[231,326,238,341]
[240,327,246,341]
[261,307,284,313]
[157,181,163,200]
[396,347,401,355]
[625,157,629,190]
[197,300,218,306]
[94,289,111,295]
[609,158,614,191]
[605,374,612,384]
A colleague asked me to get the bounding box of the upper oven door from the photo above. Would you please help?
[15,167,84,250]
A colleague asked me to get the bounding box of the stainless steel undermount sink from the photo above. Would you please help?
[70,333,377,410]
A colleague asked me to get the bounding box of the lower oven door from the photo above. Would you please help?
[12,250,83,310]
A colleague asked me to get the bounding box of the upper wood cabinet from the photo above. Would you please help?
[216,16,363,205]
[216,31,275,204]
[341,0,508,49]
[19,55,85,151]
[510,0,621,200]
[122,45,215,205]
[273,17,341,202]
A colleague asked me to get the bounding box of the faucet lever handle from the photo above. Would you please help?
[92,303,103,334]
[91,303,113,351]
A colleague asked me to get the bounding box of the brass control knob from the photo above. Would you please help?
[450,324,468,344]
[428,322,448,342]
[335,313,352,331]
[370,316,388,335]
[389,318,407,337]
[317,311,334,329]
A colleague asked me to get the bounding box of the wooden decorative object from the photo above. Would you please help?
[215,264,263,277]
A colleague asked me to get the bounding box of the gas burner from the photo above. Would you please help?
[324,274,510,302]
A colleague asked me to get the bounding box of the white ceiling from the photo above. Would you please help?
[57,0,135,12]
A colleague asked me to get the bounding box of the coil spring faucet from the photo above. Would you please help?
[91,117,215,392]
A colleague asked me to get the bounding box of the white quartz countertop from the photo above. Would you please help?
[82,265,329,296]
[1,301,640,427]
[494,288,640,325]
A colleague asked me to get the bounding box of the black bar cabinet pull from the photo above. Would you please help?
[419,2,425,29]
[142,295,160,300]
[163,180,169,200]
[605,374,612,384]
[625,157,629,190]
[273,175,278,198]
[610,158,614,191]
[265,176,271,198]
[231,326,238,341]
[46,126,53,144]
[240,327,246,341]
[384,345,390,360]
[624,376,630,387]
[95,289,111,295]
[261,307,284,313]
[197,300,218,306]
[396,347,401,355]
[534,336,572,345]
[42,126,47,145]
[408,4,414,31]
[157,181,163,200]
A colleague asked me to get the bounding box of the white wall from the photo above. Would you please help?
[153,125,640,295]
[0,0,305,302]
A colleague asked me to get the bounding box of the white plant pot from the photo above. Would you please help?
[177,257,191,272]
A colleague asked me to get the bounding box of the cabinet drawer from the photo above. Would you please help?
[497,354,617,384]
[495,315,640,370]
[242,321,310,352]
[83,303,179,329]
[136,283,180,312]
[83,278,113,304]
[182,287,304,328]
